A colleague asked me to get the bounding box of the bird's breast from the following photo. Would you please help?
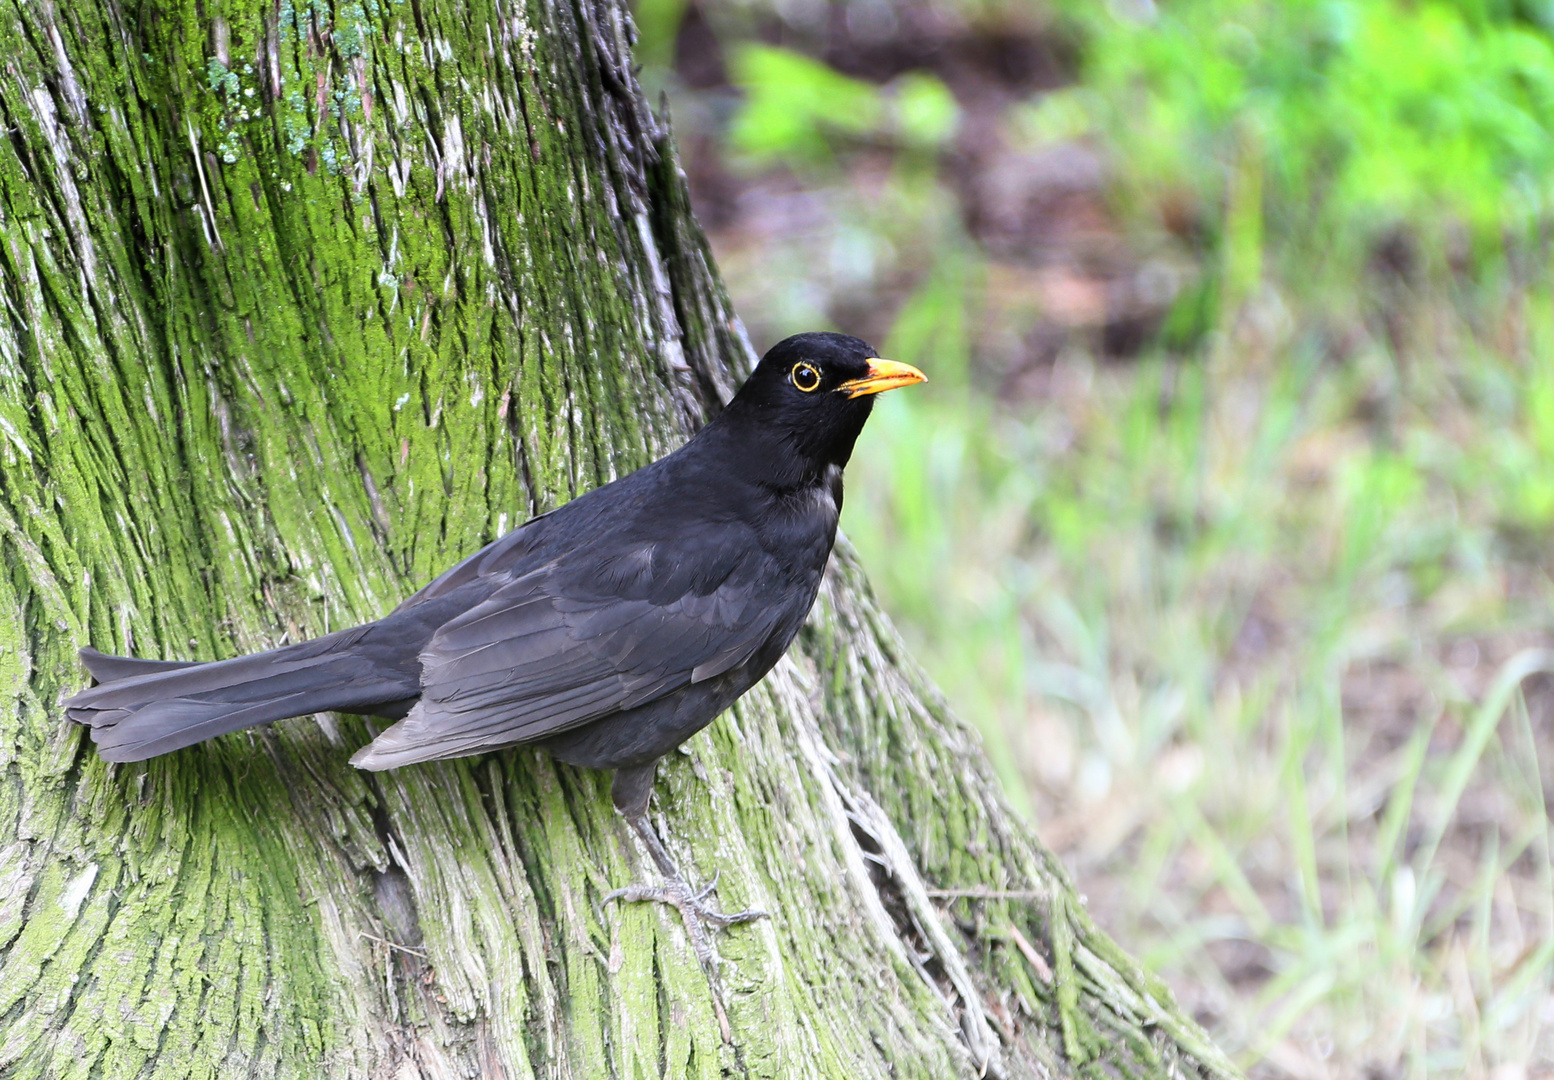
[796,467,842,529]
[753,464,844,583]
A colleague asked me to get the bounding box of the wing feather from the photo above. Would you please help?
[351,526,795,770]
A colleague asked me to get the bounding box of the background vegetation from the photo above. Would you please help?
[636,0,1554,1076]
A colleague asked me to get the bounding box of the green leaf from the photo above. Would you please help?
[729,45,882,164]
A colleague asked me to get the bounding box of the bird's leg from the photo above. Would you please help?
[611,811,768,927]
[603,762,767,961]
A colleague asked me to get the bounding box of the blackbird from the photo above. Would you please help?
[65,332,925,936]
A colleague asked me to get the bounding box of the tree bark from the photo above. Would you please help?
[0,1,1240,1077]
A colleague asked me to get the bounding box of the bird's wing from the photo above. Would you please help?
[390,461,659,612]
[388,509,555,612]
[351,526,789,767]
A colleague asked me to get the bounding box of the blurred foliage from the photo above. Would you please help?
[731,46,884,162]
[730,45,959,164]
[629,0,690,71]
[1051,0,1554,285]
[846,319,1554,1079]
[642,0,1554,1074]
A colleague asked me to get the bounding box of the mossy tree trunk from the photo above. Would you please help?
[0,1,1240,1076]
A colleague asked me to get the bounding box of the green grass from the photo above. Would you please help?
[843,290,1554,1074]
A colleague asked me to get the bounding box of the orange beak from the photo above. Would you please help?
[835,359,928,399]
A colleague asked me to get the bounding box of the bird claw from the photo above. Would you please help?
[605,874,768,929]
[604,872,765,1041]
[690,869,721,904]
[608,813,766,975]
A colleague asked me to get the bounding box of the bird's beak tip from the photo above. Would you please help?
[838,358,929,398]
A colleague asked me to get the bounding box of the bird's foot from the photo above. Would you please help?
[606,871,766,972]
[605,870,768,929]
[605,873,764,1039]
[608,804,767,975]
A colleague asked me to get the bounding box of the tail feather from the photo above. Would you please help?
[67,628,420,762]
[79,647,202,682]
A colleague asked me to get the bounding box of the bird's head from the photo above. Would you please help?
[719,332,927,481]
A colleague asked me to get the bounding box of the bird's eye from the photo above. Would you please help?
[791,362,822,392]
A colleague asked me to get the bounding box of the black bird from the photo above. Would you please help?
[65,332,925,936]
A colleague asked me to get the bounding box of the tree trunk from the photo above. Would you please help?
[0,1,1240,1077]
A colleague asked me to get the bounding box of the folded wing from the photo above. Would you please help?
[351,526,789,769]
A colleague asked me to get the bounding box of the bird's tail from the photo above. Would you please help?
[65,626,417,762]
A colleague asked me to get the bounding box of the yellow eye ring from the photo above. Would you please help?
[791,362,821,392]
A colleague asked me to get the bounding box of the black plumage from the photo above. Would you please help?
[66,332,925,932]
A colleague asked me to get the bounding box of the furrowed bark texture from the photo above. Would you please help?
[0,1,1241,1077]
